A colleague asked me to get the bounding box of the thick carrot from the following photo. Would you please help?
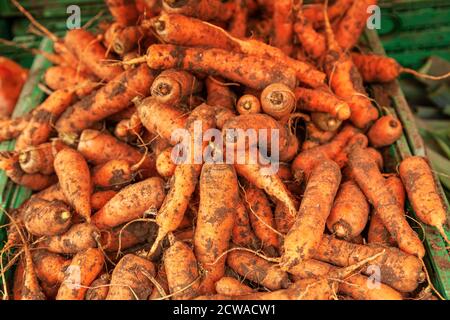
[349,147,425,257]
[64,29,124,81]
[161,0,234,22]
[0,116,29,142]
[334,133,368,168]
[326,180,369,240]
[302,0,353,27]
[228,0,248,38]
[18,143,55,175]
[44,66,98,98]
[105,0,139,25]
[56,248,104,300]
[92,177,165,229]
[23,198,72,237]
[311,112,343,132]
[21,246,46,300]
[91,190,117,211]
[164,240,200,300]
[32,249,70,298]
[351,52,401,83]
[32,183,67,203]
[0,56,28,118]
[315,234,424,293]
[215,277,254,296]
[106,24,145,56]
[260,83,296,120]
[151,69,201,105]
[294,11,326,60]
[272,0,294,55]
[144,44,297,90]
[101,221,152,253]
[85,274,111,300]
[232,197,260,249]
[243,185,279,253]
[54,148,92,222]
[92,159,132,189]
[368,115,403,148]
[42,223,100,254]
[281,159,341,270]
[236,94,261,115]
[194,164,237,294]
[106,254,155,300]
[15,89,74,151]
[55,65,156,138]
[227,249,289,290]
[156,147,176,178]
[335,0,378,51]
[77,129,155,175]
[295,87,351,121]
[399,156,450,243]
[289,259,403,300]
[368,175,405,246]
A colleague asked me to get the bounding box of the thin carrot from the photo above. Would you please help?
[272,0,294,55]
[161,0,234,22]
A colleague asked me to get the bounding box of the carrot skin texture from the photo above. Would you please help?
[54,148,92,222]
[281,159,341,270]
[194,164,238,294]
[368,115,403,148]
[348,147,425,258]
[56,248,104,300]
[85,274,111,300]
[351,52,401,83]
[215,277,254,296]
[42,223,100,254]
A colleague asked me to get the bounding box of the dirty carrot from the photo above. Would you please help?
[367,115,403,148]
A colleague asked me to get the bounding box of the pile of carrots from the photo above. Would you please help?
[0,0,449,300]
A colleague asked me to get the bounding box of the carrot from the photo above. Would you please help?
[311,112,343,132]
[18,143,55,175]
[243,185,280,253]
[0,56,28,118]
[227,249,289,290]
[326,181,369,240]
[85,274,111,300]
[15,89,75,151]
[106,254,155,300]
[21,246,46,300]
[236,94,261,115]
[0,152,57,191]
[234,151,297,217]
[232,197,260,249]
[105,23,145,56]
[64,29,124,81]
[315,234,424,293]
[56,248,104,300]
[42,223,100,254]
[149,264,170,299]
[215,277,254,296]
[90,191,117,211]
[260,83,296,120]
[23,198,72,237]
[106,0,139,25]
[367,115,403,148]
[348,147,425,258]
[206,77,236,110]
[101,221,152,253]
[272,0,294,55]
[399,156,450,243]
[302,121,337,151]
[114,118,134,142]
[43,66,98,98]
[294,11,326,60]
[281,159,341,270]
[228,0,248,38]
[164,240,200,299]
[92,177,165,229]
[0,116,29,142]
[54,148,92,222]
[161,0,234,22]
[274,199,297,234]
[334,0,378,51]
[32,250,71,297]
[193,164,237,294]
[151,137,172,158]
[367,147,384,169]
[368,175,405,246]
[295,87,351,121]
[156,147,176,178]
[92,159,132,189]
[291,124,358,182]
[302,0,353,27]
[136,97,188,144]
[107,105,137,122]
[32,183,67,203]
[55,65,156,138]
[77,129,155,175]
[322,3,379,129]
[150,69,201,105]
[142,44,297,90]
[289,259,403,300]
[334,133,368,168]
[12,258,25,300]
[351,52,401,83]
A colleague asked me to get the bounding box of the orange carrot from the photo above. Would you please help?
[272,0,294,55]
[85,274,111,300]
[44,66,98,98]
[151,69,201,106]
[92,159,132,189]
[206,77,236,110]
[106,0,139,25]
[101,221,152,253]
[367,115,403,148]
[260,83,296,120]
[105,23,145,56]
[156,147,176,178]
[0,116,29,142]
[54,148,92,222]
[351,52,401,83]
[92,177,165,229]
[236,94,261,115]
[348,147,425,258]
[18,143,55,175]
[399,156,450,243]
[228,0,249,38]
[311,112,343,132]
[56,248,104,300]
[294,11,326,60]
[21,246,46,300]
[232,197,260,249]
[91,191,117,211]
[0,56,28,118]
[161,0,234,22]
[215,277,254,296]
[302,0,353,27]
[42,223,100,254]
[33,183,67,203]
[281,159,341,270]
